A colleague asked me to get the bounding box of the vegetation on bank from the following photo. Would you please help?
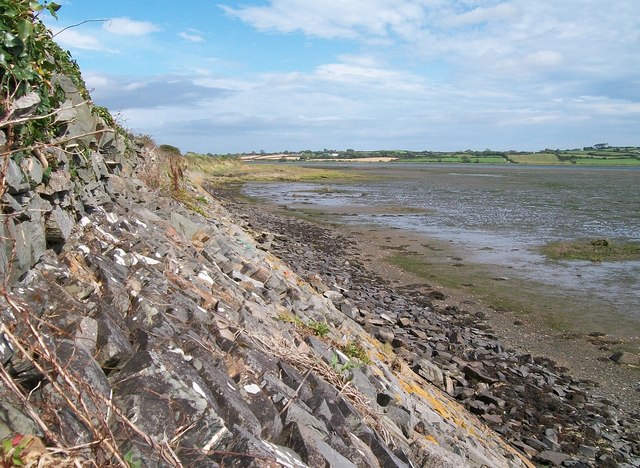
[541,239,640,262]
[208,145,640,166]
[184,152,357,182]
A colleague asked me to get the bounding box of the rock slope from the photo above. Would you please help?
[0,76,536,466]
[1,155,531,465]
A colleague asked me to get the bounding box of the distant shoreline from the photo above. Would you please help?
[207,145,640,166]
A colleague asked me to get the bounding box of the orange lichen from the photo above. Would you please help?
[425,435,438,445]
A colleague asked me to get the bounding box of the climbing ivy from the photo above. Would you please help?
[1,0,91,150]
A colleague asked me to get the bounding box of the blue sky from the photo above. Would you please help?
[47,1,640,154]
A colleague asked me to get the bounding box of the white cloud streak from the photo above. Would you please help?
[54,28,114,52]
[179,31,205,43]
[103,17,160,36]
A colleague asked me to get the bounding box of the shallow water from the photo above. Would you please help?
[244,164,640,332]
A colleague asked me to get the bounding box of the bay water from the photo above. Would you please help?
[243,164,640,340]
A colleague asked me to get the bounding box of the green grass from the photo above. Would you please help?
[541,239,640,262]
[574,158,640,166]
[340,341,371,364]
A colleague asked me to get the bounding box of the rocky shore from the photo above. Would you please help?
[3,13,638,465]
[209,185,640,467]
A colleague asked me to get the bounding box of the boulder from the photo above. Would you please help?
[609,351,640,365]
[412,358,444,387]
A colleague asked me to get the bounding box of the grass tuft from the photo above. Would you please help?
[540,239,640,262]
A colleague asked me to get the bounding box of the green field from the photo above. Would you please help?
[574,158,640,166]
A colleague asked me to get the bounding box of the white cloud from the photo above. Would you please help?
[522,50,564,68]
[220,0,428,40]
[179,31,205,43]
[76,1,639,152]
[104,17,159,36]
[54,28,114,52]
[444,3,520,27]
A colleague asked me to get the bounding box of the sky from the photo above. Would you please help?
[46,0,640,154]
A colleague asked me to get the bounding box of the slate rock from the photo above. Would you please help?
[412,358,444,387]
[95,313,135,371]
[45,206,75,243]
[279,421,357,468]
[534,450,571,466]
[609,351,640,365]
[6,158,29,194]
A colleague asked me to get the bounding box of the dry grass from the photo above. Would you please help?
[185,154,356,183]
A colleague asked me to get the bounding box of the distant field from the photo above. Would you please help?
[398,155,507,164]
[508,153,559,164]
[574,158,640,166]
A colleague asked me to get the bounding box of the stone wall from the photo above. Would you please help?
[1,75,137,284]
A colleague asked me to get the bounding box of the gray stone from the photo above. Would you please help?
[22,157,44,185]
[113,348,231,450]
[534,450,570,466]
[95,313,134,370]
[11,91,41,117]
[413,358,444,387]
[23,194,52,226]
[193,354,263,438]
[376,327,395,344]
[45,206,75,243]
[240,381,283,439]
[11,220,46,280]
[220,425,306,468]
[385,404,416,438]
[397,317,412,328]
[73,316,99,356]
[279,421,357,468]
[610,351,640,365]
[2,193,22,212]
[171,212,201,241]
[354,426,410,468]
[6,158,29,194]
[578,445,597,459]
[0,398,41,440]
[38,169,72,195]
[323,290,344,303]
[53,99,77,123]
[64,278,96,301]
[463,364,498,384]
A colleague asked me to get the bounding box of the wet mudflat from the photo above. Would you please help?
[244,163,640,346]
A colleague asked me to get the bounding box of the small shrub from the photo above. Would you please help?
[276,315,330,338]
[330,353,359,375]
[340,341,371,364]
[307,320,330,337]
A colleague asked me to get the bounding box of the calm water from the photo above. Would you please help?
[244,164,640,329]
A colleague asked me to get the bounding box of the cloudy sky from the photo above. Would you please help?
[48,1,640,154]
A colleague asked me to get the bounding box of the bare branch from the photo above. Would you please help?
[52,19,111,38]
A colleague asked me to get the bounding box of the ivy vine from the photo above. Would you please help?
[1,0,93,153]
